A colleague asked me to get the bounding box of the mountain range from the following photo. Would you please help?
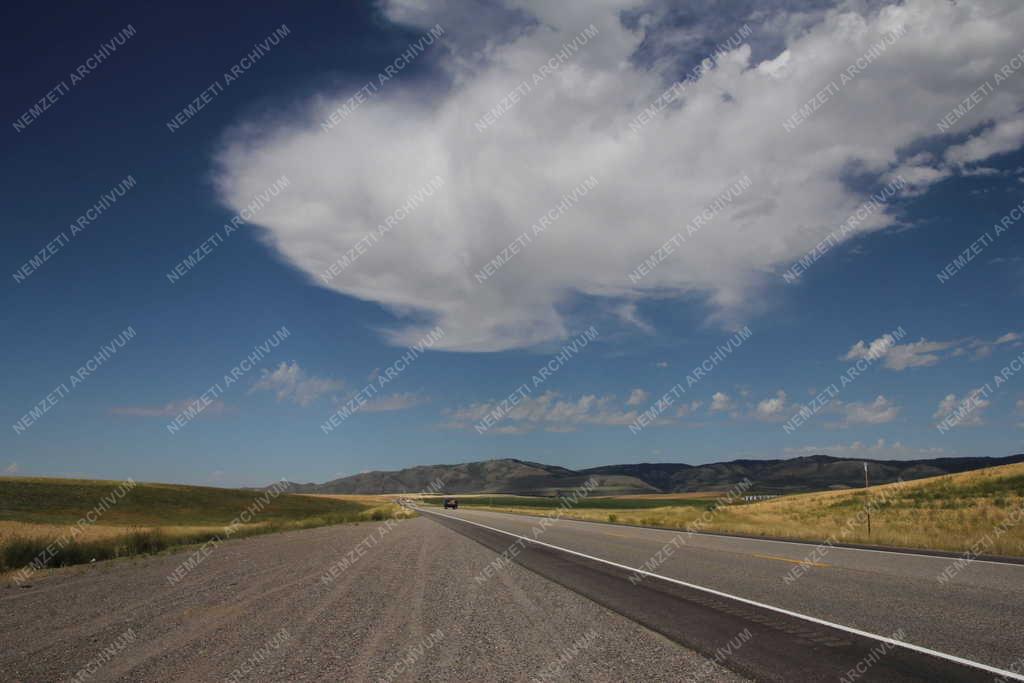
[282,453,1024,496]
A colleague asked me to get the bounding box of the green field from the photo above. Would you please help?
[0,477,372,526]
[0,477,409,576]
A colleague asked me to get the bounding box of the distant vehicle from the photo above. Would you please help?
[443,498,459,509]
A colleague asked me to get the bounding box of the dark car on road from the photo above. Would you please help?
[443,498,459,509]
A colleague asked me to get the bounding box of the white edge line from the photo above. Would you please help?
[436,504,1023,569]
[415,505,1024,682]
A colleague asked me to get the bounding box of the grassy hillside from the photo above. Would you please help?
[581,454,1024,493]
[449,462,1024,556]
[710,461,1024,555]
[295,458,657,495]
[296,455,1024,495]
[0,477,411,577]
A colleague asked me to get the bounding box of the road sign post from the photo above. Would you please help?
[864,462,871,537]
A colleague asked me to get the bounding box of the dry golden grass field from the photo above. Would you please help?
[0,478,412,578]
[451,462,1024,556]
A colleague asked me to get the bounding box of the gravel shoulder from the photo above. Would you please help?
[1,516,746,682]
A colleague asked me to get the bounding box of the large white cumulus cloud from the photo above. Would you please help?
[215,0,1024,351]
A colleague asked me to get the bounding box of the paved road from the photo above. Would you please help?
[416,505,1024,680]
[0,518,745,682]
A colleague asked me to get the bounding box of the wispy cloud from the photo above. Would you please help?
[613,302,655,335]
[111,399,228,417]
[4,462,18,474]
[961,332,1023,359]
[360,392,429,413]
[844,332,1021,370]
[784,439,947,460]
[843,336,952,370]
[445,391,641,434]
[250,361,343,406]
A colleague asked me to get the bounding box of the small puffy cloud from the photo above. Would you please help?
[111,399,228,418]
[932,388,990,428]
[710,391,733,412]
[837,395,900,426]
[676,400,703,418]
[934,394,958,419]
[626,388,649,406]
[251,362,343,406]
[655,361,669,368]
[756,390,787,420]
[4,462,18,474]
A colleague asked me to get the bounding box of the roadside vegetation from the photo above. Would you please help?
[0,477,412,577]
[438,462,1024,557]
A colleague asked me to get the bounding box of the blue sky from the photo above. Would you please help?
[2,0,1023,487]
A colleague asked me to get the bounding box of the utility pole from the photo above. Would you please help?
[864,461,871,537]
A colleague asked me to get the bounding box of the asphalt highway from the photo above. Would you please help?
[415,505,1024,681]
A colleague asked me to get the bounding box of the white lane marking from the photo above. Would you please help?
[415,506,1024,682]
[452,506,1024,569]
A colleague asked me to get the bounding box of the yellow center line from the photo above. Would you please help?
[753,553,829,568]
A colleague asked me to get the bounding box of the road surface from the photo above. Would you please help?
[414,505,1024,681]
[0,517,744,682]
